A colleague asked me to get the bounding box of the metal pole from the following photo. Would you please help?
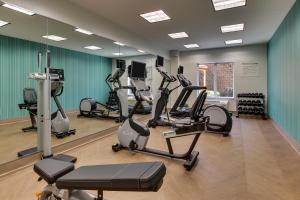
[41,50,52,157]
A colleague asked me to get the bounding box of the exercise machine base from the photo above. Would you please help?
[17,147,38,157]
[17,146,77,163]
[112,144,199,171]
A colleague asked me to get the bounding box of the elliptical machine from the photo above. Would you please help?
[128,62,152,114]
[78,59,128,122]
[202,105,232,136]
[112,60,209,171]
[168,66,232,137]
[148,57,206,128]
[49,68,76,138]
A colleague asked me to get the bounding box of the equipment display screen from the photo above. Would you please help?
[178,66,184,74]
[49,68,64,81]
[130,61,146,78]
[116,59,126,70]
[156,56,164,67]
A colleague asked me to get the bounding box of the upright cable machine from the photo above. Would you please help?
[18,50,76,162]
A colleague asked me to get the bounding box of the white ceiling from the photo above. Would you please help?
[0,5,146,58]
[67,0,295,51]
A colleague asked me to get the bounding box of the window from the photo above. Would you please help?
[197,63,234,98]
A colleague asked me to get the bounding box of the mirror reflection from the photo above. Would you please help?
[0,5,161,164]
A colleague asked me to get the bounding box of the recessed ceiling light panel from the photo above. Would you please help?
[225,39,243,45]
[140,10,171,23]
[0,20,9,27]
[221,23,244,33]
[75,28,93,35]
[2,3,35,15]
[113,53,124,56]
[212,0,246,11]
[42,35,67,42]
[168,32,189,39]
[114,41,125,46]
[138,50,145,53]
[84,46,102,50]
[184,44,199,48]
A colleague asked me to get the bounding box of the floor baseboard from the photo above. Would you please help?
[270,119,300,156]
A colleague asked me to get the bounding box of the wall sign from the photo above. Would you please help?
[240,62,260,77]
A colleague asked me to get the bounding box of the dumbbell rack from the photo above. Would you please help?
[236,93,267,119]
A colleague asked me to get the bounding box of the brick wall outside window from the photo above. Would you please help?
[198,63,233,98]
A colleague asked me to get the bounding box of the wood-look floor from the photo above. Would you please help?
[0,112,118,164]
[0,117,299,200]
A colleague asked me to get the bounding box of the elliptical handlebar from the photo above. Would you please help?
[156,67,177,83]
[136,90,152,105]
[54,86,64,97]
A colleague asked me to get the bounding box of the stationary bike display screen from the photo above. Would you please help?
[116,59,126,71]
[156,56,164,67]
[130,61,146,78]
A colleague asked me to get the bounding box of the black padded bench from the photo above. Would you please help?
[34,159,166,194]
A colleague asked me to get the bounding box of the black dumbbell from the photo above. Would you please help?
[254,108,260,115]
[246,100,251,106]
[249,108,254,115]
[259,93,264,98]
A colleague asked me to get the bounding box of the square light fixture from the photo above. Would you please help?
[75,28,93,35]
[42,35,67,41]
[168,32,189,39]
[138,49,145,53]
[225,39,243,45]
[0,20,9,27]
[84,46,102,50]
[114,41,125,46]
[2,3,35,15]
[212,0,246,11]
[184,44,199,48]
[221,23,244,33]
[113,53,124,56]
[140,10,171,23]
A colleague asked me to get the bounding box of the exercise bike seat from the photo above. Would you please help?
[34,159,75,184]
[56,161,166,192]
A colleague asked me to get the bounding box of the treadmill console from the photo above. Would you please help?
[116,59,126,71]
[156,56,164,67]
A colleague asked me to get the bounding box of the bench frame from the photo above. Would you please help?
[40,184,104,200]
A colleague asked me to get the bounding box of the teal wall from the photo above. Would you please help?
[268,1,300,143]
[0,35,112,120]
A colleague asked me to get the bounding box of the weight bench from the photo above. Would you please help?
[34,159,166,200]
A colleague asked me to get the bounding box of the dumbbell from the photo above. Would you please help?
[259,93,264,98]
[246,100,251,106]
[254,108,260,115]
[255,100,261,106]
[238,107,243,114]
[243,107,249,114]
[248,108,254,115]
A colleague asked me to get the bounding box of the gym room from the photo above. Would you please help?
[0,0,299,199]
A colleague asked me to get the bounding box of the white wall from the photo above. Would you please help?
[177,44,268,111]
